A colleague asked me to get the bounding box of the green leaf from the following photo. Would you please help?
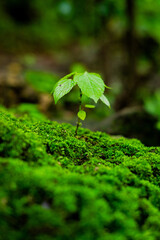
[53,78,76,104]
[100,94,110,108]
[74,71,105,103]
[77,110,86,120]
[85,104,95,108]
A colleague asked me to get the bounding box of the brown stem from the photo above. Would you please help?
[75,89,82,136]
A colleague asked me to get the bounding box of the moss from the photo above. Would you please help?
[0,158,160,240]
[0,110,55,165]
[0,107,160,239]
[0,107,160,184]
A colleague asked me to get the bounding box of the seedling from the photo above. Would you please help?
[52,71,110,136]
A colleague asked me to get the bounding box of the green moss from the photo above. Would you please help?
[0,158,160,240]
[0,111,54,165]
[0,107,160,239]
[0,107,160,184]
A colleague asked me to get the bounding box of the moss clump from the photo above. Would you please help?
[0,110,54,165]
[0,107,160,239]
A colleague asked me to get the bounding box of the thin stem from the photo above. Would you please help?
[75,89,82,136]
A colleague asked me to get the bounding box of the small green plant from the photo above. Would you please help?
[52,71,111,136]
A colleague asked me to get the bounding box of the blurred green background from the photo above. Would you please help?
[0,0,160,145]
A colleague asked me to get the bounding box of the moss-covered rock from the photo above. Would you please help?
[0,107,160,239]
